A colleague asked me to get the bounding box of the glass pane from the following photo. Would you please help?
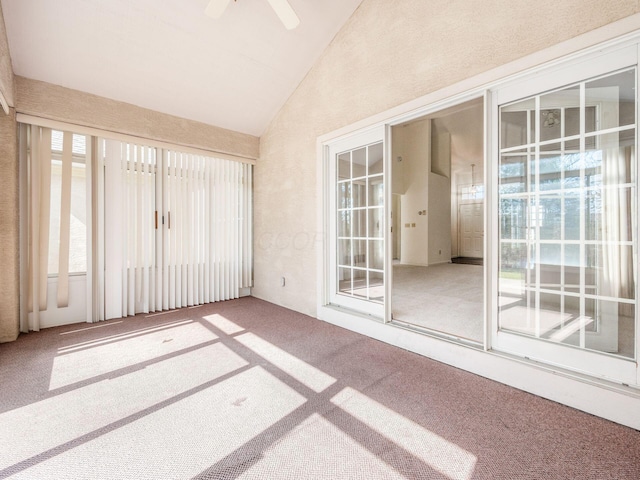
[352,181,366,208]
[338,239,352,267]
[352,269,367,299]
[338,268,352,294]
[501,100,534,149]
[368,208,384,238]
[369,240,384,270]
[612,302,636,358]
[540,244,561,291]
[539,109,562,142]
[353,239,367,268]
[564,245,581,294]
[369,271,384,302]
[586,244,635,300]
[499,242,528,293]
[338,182,351,209]
[538,292,567,338]
[334,138,384,310]
[586,69,636,132]
[500,153,529,194]
[352,209,366,238]
[498,67,637,363]
[539,151,562,191]
[352,147,366,178]
[537,195,562,240]
[585,134,635,185]
[540,84,580,142]
[368,142,384,175]
[48,158,87,275]
[338,153,351,180]
[368,177,384,206]
[565,107,581,138]
[500,198,527,240]
[338,210,351,237]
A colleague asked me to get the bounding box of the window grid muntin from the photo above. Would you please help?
[498,68,637,359]
[336,142,384,303]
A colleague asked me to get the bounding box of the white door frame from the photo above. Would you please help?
[489,43,639,385]
[326,125,386,318]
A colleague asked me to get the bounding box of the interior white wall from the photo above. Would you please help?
[428,172,451,264]
[395,119,430,265]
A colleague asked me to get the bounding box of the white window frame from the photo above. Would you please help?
[317,20,640,430]
[325,125,387,318]
[489,43,639,386]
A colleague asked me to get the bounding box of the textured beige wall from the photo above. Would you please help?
[16,77,259,160]
[0,109,19,342]
[0,4,14,107]
[0,4,18,342]
[254,0,640,316]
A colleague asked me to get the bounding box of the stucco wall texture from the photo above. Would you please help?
[0,2,17,342]
[16,77,259,160]
[0,109,18,342]
[0,3,14,107]
[253,0,640,316]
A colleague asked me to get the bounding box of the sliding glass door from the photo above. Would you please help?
[327,126,386,317]
[493,45,638,384]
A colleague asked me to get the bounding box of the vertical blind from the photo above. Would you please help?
[103,139,252,320]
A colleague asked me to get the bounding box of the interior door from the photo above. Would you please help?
[492,44,638,385]
[459,202,483,258]
[327,126,386,318]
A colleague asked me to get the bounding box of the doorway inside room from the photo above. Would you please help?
[390,97,485,342]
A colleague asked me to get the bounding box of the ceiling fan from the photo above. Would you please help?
[205,0,300,30]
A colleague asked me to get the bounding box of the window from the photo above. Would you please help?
[498,68,636,360]
[48,131,88,275]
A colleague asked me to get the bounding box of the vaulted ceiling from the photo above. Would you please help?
[1,0,363,136]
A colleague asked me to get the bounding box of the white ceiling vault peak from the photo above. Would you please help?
[1,0,363,136]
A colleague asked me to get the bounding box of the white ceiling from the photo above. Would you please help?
[1,0,363,136]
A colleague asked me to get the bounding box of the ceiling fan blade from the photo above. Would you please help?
[266,0,300,30]
[205,0,232,19]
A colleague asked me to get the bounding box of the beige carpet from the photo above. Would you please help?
[1,297,639,479]
[393,263,484,342]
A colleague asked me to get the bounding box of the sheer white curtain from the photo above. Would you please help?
[601,145,635,314]
[103,139,252,320]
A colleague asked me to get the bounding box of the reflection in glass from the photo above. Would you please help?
[368,178,384,207]
[352,209,366,238]
[368,208,384,238]
[368,142,384,175]
[352,148,366,176]
[338,239,352,267]
[498,67,637,359]
[338,210,351,238]
[335,140,385,304]
[500,153,529,194]
[352,181,366,208]
[338,267,352,294]
[352,269,367,299]
[369,240,384,270]
[338,182,351,209]
[353,239,367,268]
[586,69,636,131]
[338,153,351,180]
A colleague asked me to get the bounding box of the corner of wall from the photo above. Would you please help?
[0,2,15,108]
[0,108,20,343]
